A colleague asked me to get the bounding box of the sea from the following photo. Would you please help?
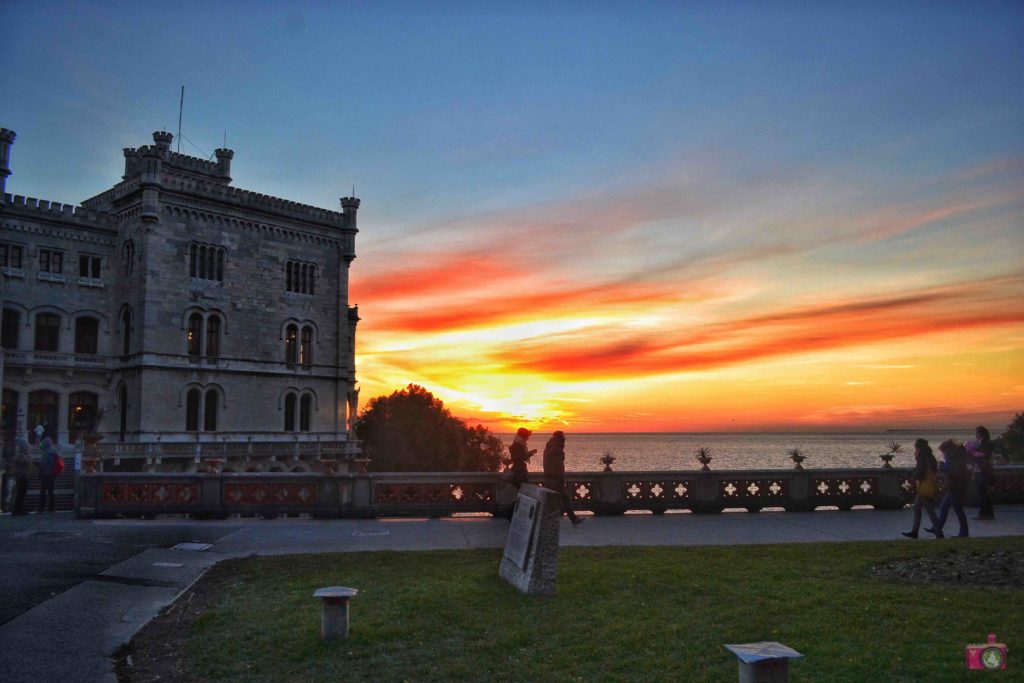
[497,431,972,472]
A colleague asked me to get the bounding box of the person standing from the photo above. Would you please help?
[33,422,45,445]
[10,439,31,516]
[928,439,970,538]
[507,427,535,490]
[901,439,940,538]
[543,431,583,526]
[36,436,57,513]
[967,425,996,521]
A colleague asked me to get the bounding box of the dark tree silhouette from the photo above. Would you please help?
[353,384,504,472]
[999,412,1024,463]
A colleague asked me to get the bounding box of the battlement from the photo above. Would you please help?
[161,171,354,230]
[2,193,116,228]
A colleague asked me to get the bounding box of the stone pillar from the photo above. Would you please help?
[16,390,27,441]
[57,392,71,445]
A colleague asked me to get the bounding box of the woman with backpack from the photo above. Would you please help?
[927,439,970,538]
[902,438,940,539]
[36,436,59,513]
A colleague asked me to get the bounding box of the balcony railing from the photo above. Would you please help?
[75,465,1024,519]
[2,349,110,368]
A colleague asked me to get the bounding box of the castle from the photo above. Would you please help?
[0,128,361,471]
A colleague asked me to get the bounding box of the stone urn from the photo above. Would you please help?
[318,458,340,475]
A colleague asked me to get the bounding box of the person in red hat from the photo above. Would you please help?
[507,427,535,490]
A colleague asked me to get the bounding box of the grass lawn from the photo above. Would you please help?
[185,538,1023,682]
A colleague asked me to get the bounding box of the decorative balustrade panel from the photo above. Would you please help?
[75,466,1024,519]
[372,476,497,514]
[623,479,692,506]
[100,481,199,508]
[224,482,317,506]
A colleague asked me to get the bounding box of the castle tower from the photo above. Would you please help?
[0,128,16,196]
[214,148,234,181]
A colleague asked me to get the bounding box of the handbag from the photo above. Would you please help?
[917,468,937,500]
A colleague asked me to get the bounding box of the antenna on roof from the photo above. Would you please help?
[177,85,184,154]
[223,129,227,149]
[352,185,356,196]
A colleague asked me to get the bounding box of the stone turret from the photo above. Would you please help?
[0,128,16,197]
[152,131,174,156]
[340,196,360,231]
[214,148,234,181]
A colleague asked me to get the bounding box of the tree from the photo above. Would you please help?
[1000,412,1024,463]
[353,384,505,472]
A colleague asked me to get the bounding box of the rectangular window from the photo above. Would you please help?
[1,244,23,269]
[39,249,63,274]
[79,255,101,278]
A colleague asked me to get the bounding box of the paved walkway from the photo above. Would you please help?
[2,506,1022,682]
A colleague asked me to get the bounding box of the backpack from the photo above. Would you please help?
[53,454,66,476]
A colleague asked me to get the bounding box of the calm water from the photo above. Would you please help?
[498,432,970,472]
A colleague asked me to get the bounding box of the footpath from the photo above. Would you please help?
[1,506,1022,683]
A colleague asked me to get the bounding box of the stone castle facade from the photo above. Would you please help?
[0,128,360,470]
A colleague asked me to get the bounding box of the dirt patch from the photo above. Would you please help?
[869,550,1024,588]
[115,558,243,683]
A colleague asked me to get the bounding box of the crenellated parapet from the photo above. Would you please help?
[2,193,116,228]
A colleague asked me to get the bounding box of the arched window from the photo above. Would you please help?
[118,384,128,441]
[68,391,99,435]
[189,244,198,277]
[123,240,135,274]
[300,263,308,294]
[121,307,132,357]
[309,266,316,295]
[285,324,298,364]
[203,389,218,431]
[284,393,297,432]
[34,313,60,352]
[300,326,313,366]
[2,308,19,349]
[188,313,203,357]
[197,246,207,279]
[206,247,215,282]
[205,315,220,358]
[74,316,99,354]
[299,394,312,432]
[186,388,201,431]
[216,249,225,281]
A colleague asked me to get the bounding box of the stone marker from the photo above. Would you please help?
[724,642,803,683]
[499,484,561,595]
[313,586,358,640]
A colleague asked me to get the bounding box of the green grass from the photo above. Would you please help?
[187,538,1024,682]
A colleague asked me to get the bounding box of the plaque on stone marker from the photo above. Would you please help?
[504,496,539,570]
[499,484,562,595]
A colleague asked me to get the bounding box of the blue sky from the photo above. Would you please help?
[3,1,1023,429]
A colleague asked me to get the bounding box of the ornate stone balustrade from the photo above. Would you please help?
[75,465,1024,519]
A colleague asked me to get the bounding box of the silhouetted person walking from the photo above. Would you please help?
[902,439,940,538]
[928,439,970,538]
[507,428,535,490]
[543,431,583,526]
[10,439,31,516]
[37,436,58,513]
[967,425,996,520]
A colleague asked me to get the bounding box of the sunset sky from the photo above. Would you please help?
[3,2,1022,431]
